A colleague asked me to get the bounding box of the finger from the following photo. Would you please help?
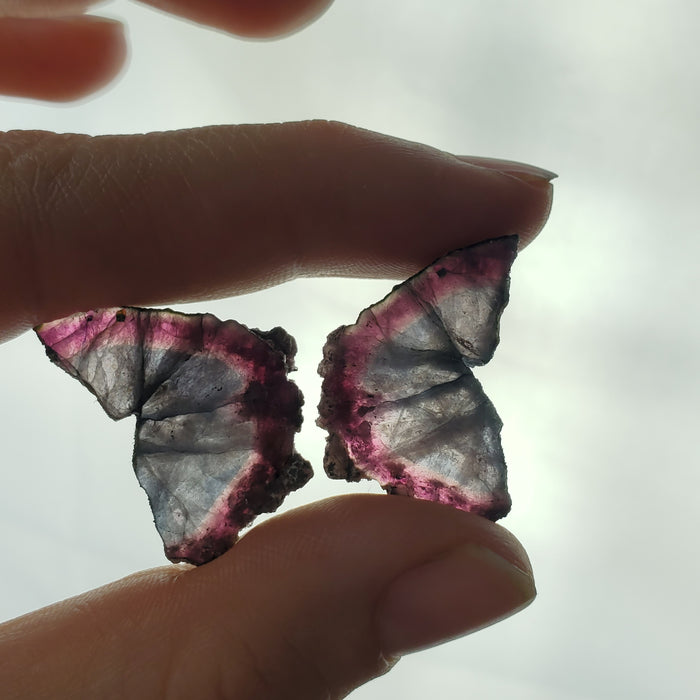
[0,16,126,101]
[0,2,331,102]
[138,0,334,37]
[0,1,330,102]
[0,1,97,17]
[0,495,535,698]
[0,121,554,341]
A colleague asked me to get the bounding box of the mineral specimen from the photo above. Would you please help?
[36,307,311,565]
[317,236,518,520]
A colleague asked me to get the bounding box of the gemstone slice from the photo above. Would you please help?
[37,307,311,564]
[317,236,518,520]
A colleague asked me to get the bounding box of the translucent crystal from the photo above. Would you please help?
[317,237,518,520]
[37,307,311,564]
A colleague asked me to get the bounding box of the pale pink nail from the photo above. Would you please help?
[458,155,558,185]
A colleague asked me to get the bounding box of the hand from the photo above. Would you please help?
[0,0,335,101]
[0,3,553,698]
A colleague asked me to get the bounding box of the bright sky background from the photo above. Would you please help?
[1,1,699,698]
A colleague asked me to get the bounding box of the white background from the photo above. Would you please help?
[1,1,699,697]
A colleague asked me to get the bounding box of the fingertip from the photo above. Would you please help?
[0,16,127,101]
[376,543,536,656]
[143,0,334,38]
[452,155,556,250]
[195,494,536,690]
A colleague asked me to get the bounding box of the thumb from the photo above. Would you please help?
[0,495,535,699]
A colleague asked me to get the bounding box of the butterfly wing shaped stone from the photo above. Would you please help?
[37,307,311,564]
[317,236,518,520]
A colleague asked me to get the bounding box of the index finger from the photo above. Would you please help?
[0,121,554,342]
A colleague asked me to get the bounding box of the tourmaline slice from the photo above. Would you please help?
[37,307,311,565]
[317,236,518,520]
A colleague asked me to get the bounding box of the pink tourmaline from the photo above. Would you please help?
[37,307,311,565]
[317,236,518,520]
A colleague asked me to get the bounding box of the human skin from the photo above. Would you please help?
[0,2,553,698]
[0,0,333,100]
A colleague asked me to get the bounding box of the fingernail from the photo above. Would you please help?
[457,156,558,185]
[376,544,536,657]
